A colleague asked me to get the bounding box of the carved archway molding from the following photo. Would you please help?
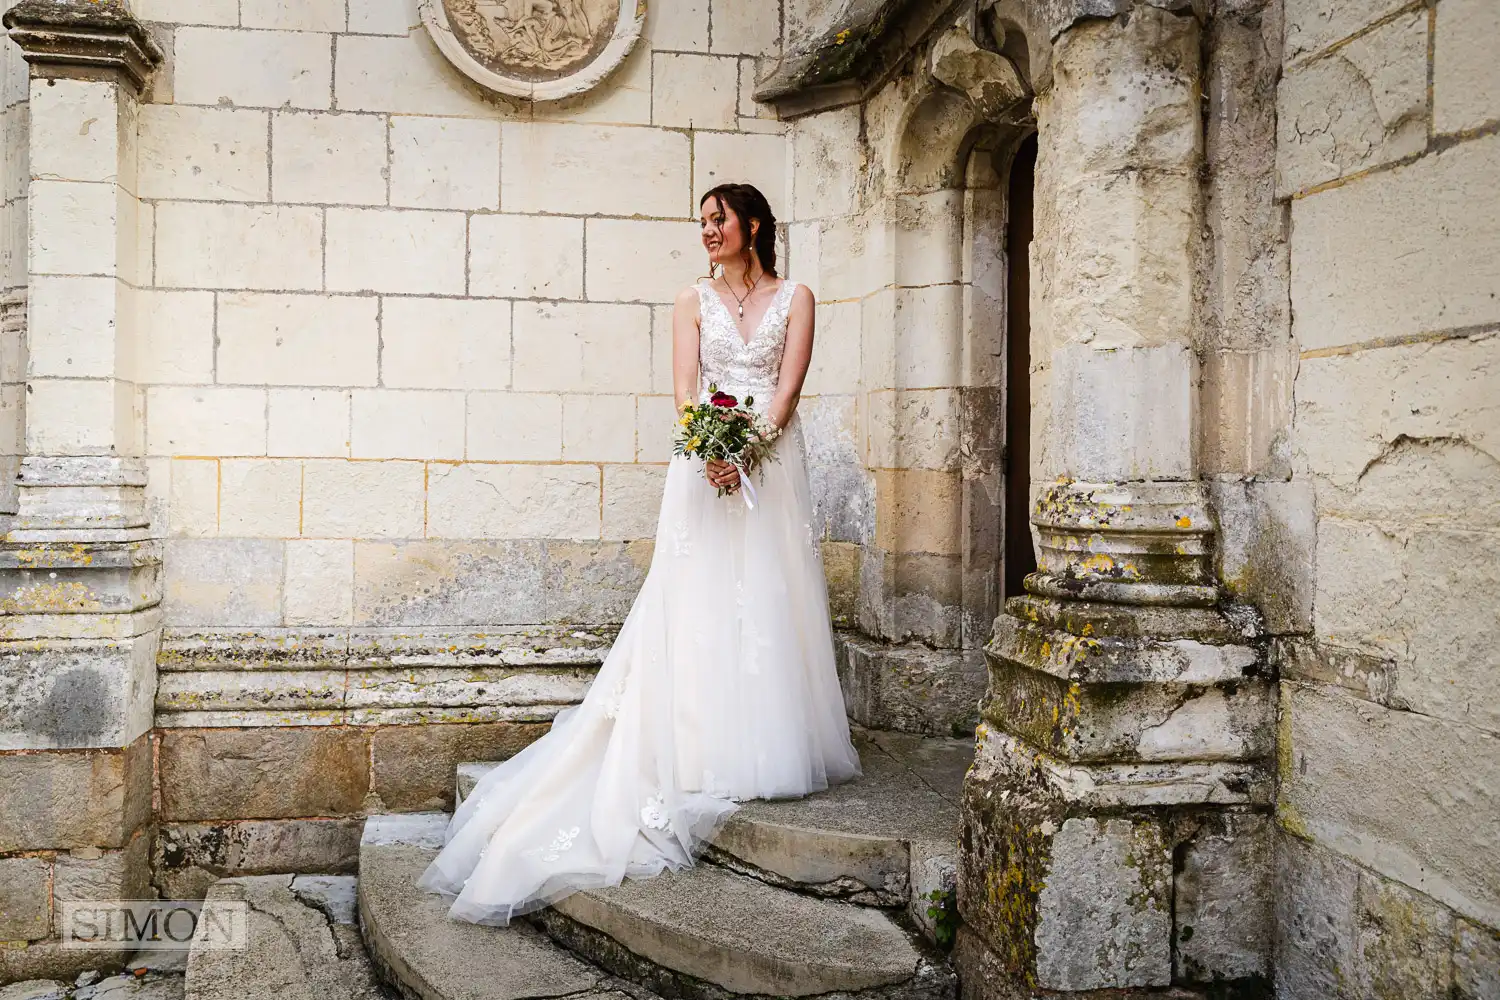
[419,0,645,101]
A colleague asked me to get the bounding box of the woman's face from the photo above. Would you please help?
[700,196,754,264]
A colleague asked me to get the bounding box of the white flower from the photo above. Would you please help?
[542,825,581,863]
[603,673,628,720]
[640,795,669,831]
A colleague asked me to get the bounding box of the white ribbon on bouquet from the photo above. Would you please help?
[734,460,759,510]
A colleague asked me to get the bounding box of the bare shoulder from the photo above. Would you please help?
[788,280,815,312]
[673,283,703,316]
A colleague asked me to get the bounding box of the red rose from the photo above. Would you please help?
[711,392,737,407]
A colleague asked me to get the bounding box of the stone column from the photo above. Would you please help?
[956,7,1275,997]
[0,0,161,980]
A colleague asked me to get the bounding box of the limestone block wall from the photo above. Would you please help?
[1274,0,1500,994]
[63,0,808,890]
[0,36,24,518]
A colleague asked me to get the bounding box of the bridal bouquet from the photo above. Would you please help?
[674,384,781,502]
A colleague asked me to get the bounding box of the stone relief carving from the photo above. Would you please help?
[421,0,645,101]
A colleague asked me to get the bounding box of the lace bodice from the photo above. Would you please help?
[695,278,799,407]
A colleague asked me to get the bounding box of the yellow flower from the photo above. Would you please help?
[687,436,702,450]
[678,414,693,427]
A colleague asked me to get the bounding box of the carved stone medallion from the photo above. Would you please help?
[420,0,645,101]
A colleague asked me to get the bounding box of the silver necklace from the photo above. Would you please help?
[725,270,763,319]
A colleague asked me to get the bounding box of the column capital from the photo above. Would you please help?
[3,0,163,95]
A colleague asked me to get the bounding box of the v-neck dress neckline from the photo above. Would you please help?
[704,278,789,349]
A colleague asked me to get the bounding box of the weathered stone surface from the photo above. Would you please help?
[153,627,609,728]
[54,834,150,906]
[155,819,363,901]
[541,540,653,624]
[835,634,984,737]
[990,615,1261,687]
[353,540,546,627]
[1453,918,1500,1000]
[185,875,385,1000]
[162,539,283,629]
[0,856,52,941]
[1297,332,1499,494]
[1290,139,1500,352]
[0,736,150,851]
[1050,344,1196,481]
[369,721,547,813]
[159,728,371,822]
[1313,519,1500,733]
[957,731,1063,988]
[1027,479,1218,607]
[357,828,606,1000]
[1046,7,1200,352]
[1209,478,1315,635]
[1279,682,1500,926]
[1284,0,1410,61]
[289,875,357,927]
[0,633,157,750]
[1275,833,1459,999]
[1173,812,1273,984]
[705,729,967,908]
[1273,832,1363,1000]
[1276,8,1428,196]
[88,970,189,997]
[1034,817,1172,990]
[1353,868,1455,999]
[983,655,1272,763]
[1434,0,1500,136]
[1199,0,1289,359]
[1274,637,1394,707]
[344,667,592,723]
[545,863,942,998]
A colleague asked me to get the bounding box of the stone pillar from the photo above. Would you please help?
[0,0,161,980]
[955,7,1275,998]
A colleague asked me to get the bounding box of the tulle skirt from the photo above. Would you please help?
[417,412,862,925]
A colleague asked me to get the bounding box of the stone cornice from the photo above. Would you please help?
[754,0,966,118]
[3,0,163,95]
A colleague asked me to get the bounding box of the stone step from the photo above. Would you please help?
[534,864,954,1000]
[457,729,972,914]
[356,814,638,1000]
[185,873,388,1000]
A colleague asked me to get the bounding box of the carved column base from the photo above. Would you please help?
[958,483,1274,996]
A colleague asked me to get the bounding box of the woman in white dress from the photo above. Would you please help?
[418,183,861,926]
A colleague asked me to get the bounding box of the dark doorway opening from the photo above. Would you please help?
[1002,134,1038,601]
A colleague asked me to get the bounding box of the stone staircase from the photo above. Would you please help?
[355,729,970,1000]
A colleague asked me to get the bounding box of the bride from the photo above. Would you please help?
[418,182,862,925]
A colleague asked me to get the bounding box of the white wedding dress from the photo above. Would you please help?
[418,277,862,925]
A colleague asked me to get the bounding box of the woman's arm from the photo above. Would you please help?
[766,283,816,429]
[671,286,702,410]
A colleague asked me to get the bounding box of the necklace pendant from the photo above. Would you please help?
[738,305,744,318]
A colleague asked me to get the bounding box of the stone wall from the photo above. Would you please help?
[0,29,24,517]
[0,0,827,965]
[1274,0,1500,994]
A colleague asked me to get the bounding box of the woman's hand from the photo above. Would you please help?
[706,459,741,491]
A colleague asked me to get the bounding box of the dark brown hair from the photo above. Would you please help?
[699,183,778,285]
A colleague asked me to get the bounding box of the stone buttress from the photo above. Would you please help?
[0,0,162,981]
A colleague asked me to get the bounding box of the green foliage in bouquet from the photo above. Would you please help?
[673,384,781,496]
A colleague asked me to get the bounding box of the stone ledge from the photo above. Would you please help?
[3,0,163,95]
[835,632,985,738]
[982,655,1273,764]
[974,728,1272,808]
[988,615,1264,686]
[155,818,366,900]
[157,625,618,672]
